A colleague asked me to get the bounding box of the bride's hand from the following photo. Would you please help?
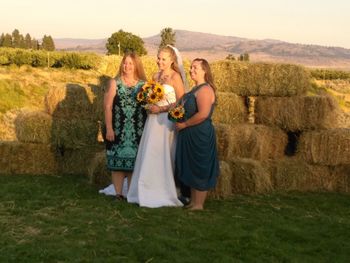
[148,105,161,114]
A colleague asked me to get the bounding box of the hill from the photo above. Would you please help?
[54,30,350,69]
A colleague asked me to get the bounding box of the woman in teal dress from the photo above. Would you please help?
[175,58,219,210]
[104,52,147,199]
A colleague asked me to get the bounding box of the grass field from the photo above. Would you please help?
[1,175,350,262]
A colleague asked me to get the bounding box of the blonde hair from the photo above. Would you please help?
[116,52,147,81]
[158,46,181,75]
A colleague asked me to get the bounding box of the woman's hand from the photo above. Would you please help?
[147,105,161,114]
[106,128,115,142]
[175,122,187,131]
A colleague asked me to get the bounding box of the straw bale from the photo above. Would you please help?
[331,165,350,193]
[255,95,339,131]
[211,61,310,96]
[87,150,111,187]
[230,158,272,194]
[45,84,98,120]
[15,111,52,144]
[0,141,57,175]
[215,123,287,161]
[212,92,248,125]
[209,161,233,199]
[266,158,334,192]
[13,111,99,148]
[297,129,350,165]
[57,145,104,175]
[51,118,100,149]
[0,141,13,174]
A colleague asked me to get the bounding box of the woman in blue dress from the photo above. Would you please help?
[175,58,219,210]
[104,52,147,199]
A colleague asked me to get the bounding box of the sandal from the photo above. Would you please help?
[115,194,126,201]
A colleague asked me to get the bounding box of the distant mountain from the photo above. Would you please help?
[54,38,106,53]
[54,30,350,69]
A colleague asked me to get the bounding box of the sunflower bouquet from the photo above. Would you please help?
[168,100,185,122]
[136,80,164,108]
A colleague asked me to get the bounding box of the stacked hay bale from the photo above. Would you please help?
[0,83,104,175]
[210,60,349,198]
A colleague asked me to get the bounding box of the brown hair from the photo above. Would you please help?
[116,52,147,81]
[158,46,181,75]
[193,58,217,93]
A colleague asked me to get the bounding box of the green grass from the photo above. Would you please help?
[1,175,350,262]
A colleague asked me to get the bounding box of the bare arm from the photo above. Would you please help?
[175,85,215,131]
[104,79,117,141]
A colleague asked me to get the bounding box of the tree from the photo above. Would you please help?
[243,52,250,61]
[42,35,55,51]
[2,34,12,47]
[0,33,4,47]
[106,30,147,56]
[226,54,235,60]
[31,39,39,50]
[159,27,176,48]
[25,33,32,49]
[238,52,250,61]
[12,29,21,48]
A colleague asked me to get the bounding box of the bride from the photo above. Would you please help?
[127,45,187,208]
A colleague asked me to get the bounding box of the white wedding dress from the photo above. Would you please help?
[127,84,183,208]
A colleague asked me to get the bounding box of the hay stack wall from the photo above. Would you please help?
[210,60,350,198]
[2,59,349,199]
[2,83,105,176]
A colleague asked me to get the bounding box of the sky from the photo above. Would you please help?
[1,0,350,48]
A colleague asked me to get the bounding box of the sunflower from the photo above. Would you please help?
[147,93,159,104]
[136,91,146,103]
[153,84,164,97]
[169,105,185,120]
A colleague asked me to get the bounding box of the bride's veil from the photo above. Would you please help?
[167,45,189,92]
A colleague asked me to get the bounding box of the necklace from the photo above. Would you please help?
[122,75,137,87]
[158,70,172,84]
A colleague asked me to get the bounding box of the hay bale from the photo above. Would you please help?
[51,118,100,149]
[45,84,99,120]
[211,61,310,96]
[57,145,104,175]
[215,123,287,161]
[230,158,272,194]
[0,141,13,174]
[87,150,111,187]
[15,111,52,144]
[255,95,340,131]
[297,129,350,165]
[212,92,248,125]
[14,111,99,148]
[0,109,22,141]
[0,141,57,175]
[331,165,350,193]
[209,161,233,199]
[266,158,334,192]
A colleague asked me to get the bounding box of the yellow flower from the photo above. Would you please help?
[147,93,159,104]
[169,105,185,121]
[137,80,164,106]
[136,91,145,103]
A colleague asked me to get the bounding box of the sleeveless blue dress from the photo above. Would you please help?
[175,83,219,191]
[106,79,147,171]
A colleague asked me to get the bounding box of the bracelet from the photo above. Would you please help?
[157,105,167,113]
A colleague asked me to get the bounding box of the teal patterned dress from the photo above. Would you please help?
[106,79,147,171]
[175,83,219,190]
